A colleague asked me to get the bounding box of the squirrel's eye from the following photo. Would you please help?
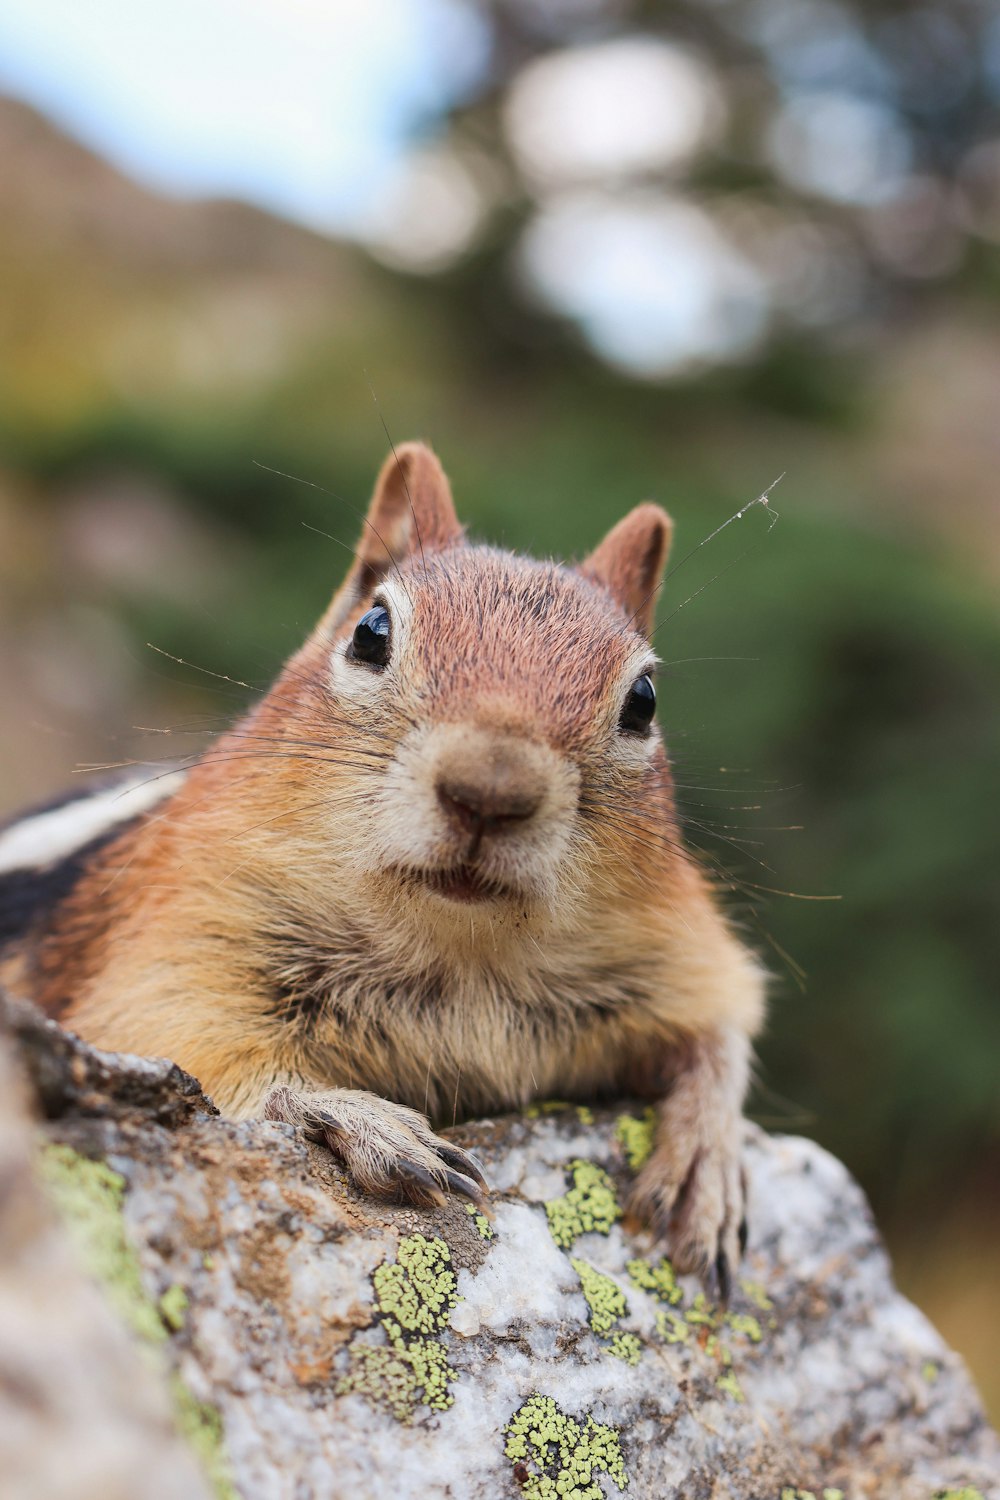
[619,674,656,735]
[349,605,391,668]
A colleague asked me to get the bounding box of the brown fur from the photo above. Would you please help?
[6,442,765,1287]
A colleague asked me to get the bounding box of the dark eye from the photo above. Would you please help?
[619,674,656,735]
[349,605,391,668]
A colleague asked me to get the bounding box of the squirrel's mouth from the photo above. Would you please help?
[398,864,517,905]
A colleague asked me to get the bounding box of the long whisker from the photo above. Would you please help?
[723,877,841,901]
[626,476,783,638]
[144,642,258,693]
[251,459,415,608]
[134,724,398,759]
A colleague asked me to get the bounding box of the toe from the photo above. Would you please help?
[627,1170,681,1241]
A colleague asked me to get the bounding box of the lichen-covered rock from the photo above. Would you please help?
[0,1015,215,1500]
[2,994,998,1500]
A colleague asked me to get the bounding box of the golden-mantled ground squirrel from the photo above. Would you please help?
[0,443,765,1296]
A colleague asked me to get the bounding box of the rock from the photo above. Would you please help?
[1,994,998,1500]
[0,1006,213,1500]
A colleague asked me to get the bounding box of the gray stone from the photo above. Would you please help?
[2,994,997,1500]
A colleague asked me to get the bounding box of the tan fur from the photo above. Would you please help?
[9,442,766,1285]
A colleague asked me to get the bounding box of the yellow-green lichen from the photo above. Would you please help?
[780,1490,845,1500]
[607,1331,643,1366]
[656,1308,690,1345]
[627,1256,683,1306]
[338,1332,456,1420]
[545,1160,621,1249]
[741,1278,774,1311]
[38,1145,165,1344]
[465,1203,494,1240]
[527,1100,596,1126]
[504,1393,629,1499]
[614,1108,656,1171]
[629,1253,767,1401]
[338,1233,460,1423]
[159,1285,189,1332]
[570,1258,642,1364]
[725,1311,763,1343]
[933,1490,985,1499]
[171,1379,236,1500]
[374,1233,459,1336]
[570,1258,628,1335]
[37,1143,234,1500]
[685,1292,718,1329]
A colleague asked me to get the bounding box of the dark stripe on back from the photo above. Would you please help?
[0,819,139,949]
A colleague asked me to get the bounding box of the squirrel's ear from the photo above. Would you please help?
[580,503,673,637]
[322,442,463,632]
[363,441,463,559]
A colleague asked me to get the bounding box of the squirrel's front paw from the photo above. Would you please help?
[264,1085,488,1210]
[627,1113,746,1303]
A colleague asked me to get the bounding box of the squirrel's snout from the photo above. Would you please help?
[432,735,548,843]
[436,776,542,836]
[380,722,578,896]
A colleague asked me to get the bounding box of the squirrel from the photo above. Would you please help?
[0,442,765,1296]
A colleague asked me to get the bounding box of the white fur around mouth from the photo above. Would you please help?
[395,863,520,905]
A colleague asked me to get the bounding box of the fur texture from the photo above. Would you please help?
[2,442,765,1289]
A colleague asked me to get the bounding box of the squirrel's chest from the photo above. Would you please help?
[270,945,653,1120]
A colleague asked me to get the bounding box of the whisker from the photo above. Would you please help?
[251,459,415,608]
[144,642,258,693]
[625,476,783,635]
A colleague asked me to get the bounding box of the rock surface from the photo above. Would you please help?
[2,994,998,1500]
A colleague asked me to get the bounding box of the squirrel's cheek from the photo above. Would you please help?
[326,645,389,707]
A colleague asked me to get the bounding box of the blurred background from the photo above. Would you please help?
[0,0,997,1415]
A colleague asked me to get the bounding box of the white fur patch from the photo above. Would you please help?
[327,580,412,705]
[0,771,187,875]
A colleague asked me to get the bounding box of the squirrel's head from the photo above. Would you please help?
[277,442,676,938]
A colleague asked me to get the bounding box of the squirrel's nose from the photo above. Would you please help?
[435,773,542,837]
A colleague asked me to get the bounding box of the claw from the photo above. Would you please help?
[738,1217,748,1256]
[392,1158,447,1208]
[442,1167,487,1207]
[307,1110,348,1148]
[434,1142,490,1194]
[714,1249,732,1308]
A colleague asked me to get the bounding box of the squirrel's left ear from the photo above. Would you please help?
[322,442,463,632]
[363,441,463,559]
[580,503,673,637]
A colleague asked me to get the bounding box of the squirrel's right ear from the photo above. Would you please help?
[580,503,673,637]
[322,442,463,632]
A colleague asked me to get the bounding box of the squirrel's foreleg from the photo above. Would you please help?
[627,1026,750,1303]
[263,1084,489,1210]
